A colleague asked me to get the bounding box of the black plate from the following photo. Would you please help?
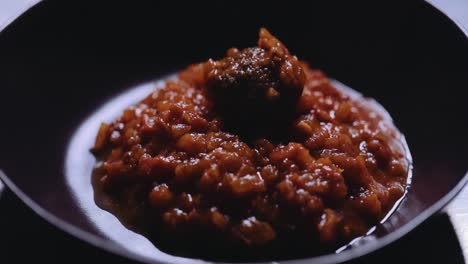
[0,1,467,263]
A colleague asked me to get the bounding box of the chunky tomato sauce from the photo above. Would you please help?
[92,29,409,259]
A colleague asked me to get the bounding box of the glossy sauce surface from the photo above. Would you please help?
[91,29,410,260]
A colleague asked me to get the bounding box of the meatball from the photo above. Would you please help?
[205,28,306,140]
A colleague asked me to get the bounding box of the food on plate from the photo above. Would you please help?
[91,28,410,257]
